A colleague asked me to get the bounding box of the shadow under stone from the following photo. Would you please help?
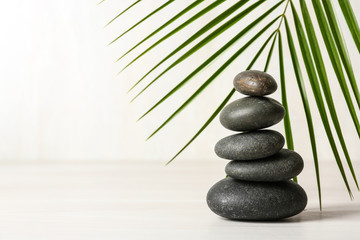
[219,203,360,223]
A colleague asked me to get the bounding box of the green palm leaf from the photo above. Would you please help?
[277,31,297,183]
[105,0,360,205]
[321,0,360,109]
[109,0,175,45]
[117,0,226,67]
[278,32,293,151]
[147,17,280,141]
[105,0,141,27]
[116,0,205,62]
[290,3,352,197]
[247,32,278,70]
[168,28,279,165]
[167,88,235,165]
[138,29,277,122]
[299,0,358,189]
[283,17,322,209]
[131,1,283,101]
[264,34,277,72]
[136,2,284,116]
[338,0,360,53]
[311,0,360,138]
[127,0,258,91]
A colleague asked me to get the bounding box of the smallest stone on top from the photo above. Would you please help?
[233,70,277,96]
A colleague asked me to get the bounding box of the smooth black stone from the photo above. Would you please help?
[219,97,285,131]
[225,149,304,181]
[233,70,277,96]
[206,178,307,220]
[215,130,284,160]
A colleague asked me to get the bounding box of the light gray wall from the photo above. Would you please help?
[0,0,359,163]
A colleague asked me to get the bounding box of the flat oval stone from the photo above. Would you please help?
[215,130,284,160]
[207,178,307,220]
[225,149,304,181]
[233,70,277,96]
[220,97,285,131]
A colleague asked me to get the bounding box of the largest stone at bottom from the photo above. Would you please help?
[207,178,307,220]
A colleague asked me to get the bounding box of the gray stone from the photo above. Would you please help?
[215,130,284,160]
[233,70,277,96]
[225,149,304,181]
[206,178,307,220]
[219,97,285,131]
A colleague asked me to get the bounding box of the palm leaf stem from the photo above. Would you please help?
[277,0,290,29]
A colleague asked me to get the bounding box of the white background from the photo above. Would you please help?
[0,0,359,165]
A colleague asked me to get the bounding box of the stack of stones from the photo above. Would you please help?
[207,70,307,221]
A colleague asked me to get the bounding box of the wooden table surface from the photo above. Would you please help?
[0,160,360,240]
